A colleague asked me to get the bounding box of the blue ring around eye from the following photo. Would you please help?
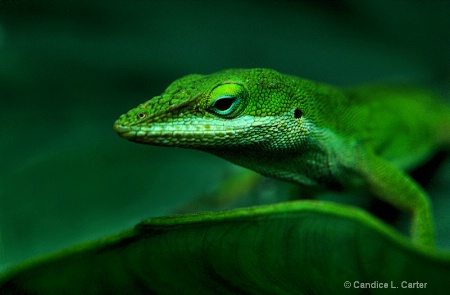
[210,95,241,116]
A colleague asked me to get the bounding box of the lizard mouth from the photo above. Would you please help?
[113,123,139,140]
[113,120,240,147]
[113,114,280,147]
[113,121,209,146]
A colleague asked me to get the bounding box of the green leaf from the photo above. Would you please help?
[1,201,449,294]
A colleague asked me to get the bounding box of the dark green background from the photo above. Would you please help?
[0,0,449,271]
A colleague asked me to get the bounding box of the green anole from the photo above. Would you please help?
[114,68,450,247]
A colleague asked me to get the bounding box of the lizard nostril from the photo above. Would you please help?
[137,112,147,120]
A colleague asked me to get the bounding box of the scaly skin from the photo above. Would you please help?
[114,68,450,247]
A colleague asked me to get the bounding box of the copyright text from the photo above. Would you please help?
[344,281,427,289]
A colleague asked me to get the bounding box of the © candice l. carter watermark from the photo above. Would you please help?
[344,281,427,289]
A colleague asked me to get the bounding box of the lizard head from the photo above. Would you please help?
[113,68,312,152]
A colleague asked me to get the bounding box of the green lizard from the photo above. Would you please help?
[113,68,450,247]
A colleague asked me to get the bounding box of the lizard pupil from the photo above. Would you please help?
[212,96,235,112]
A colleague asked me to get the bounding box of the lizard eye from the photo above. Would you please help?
[210,95,241,116]
[208,83,247,118]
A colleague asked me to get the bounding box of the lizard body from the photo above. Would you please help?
[114,68,450,247]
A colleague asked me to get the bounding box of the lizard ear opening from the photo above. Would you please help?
[294,108,303,119]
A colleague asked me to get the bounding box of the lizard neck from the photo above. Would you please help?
[205,134,342,190]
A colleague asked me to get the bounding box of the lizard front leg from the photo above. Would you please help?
[343,149,435,247]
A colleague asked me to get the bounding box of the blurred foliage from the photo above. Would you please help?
[0,0,449,279]
[2,202,450,294]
